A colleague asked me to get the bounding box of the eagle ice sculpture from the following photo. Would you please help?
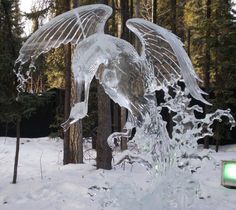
[15,4,210,145]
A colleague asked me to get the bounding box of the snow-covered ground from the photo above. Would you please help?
[0,137,236,210]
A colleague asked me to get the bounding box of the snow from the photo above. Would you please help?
[0,137,236,210]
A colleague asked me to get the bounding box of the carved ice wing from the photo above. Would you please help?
[126,18,210,105]
[16,4,112,64]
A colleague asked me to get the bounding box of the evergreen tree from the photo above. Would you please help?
[0,0,23,125]
[0,0,55,183]
[209,0,236,147]
[184,0,236,147]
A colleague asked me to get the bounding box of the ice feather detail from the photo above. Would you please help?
[16,4,112,65]
[126,18,210,105]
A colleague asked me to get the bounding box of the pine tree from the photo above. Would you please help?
[0,0,23,125]
[0,0,56,183]
[209,0,236,148]
[184,0,236,148]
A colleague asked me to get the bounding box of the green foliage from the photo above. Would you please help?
[0,0,22,122]
[0,0,22,89]
[44,47,65,89]
[0,92,53,122]
[184,0,236,142]
[0,0,53,126]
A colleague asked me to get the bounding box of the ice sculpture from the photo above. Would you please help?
[14,4,235,208]
[15,4,210,129]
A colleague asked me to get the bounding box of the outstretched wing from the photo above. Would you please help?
[16,4,112,64]
[126,18,210,105]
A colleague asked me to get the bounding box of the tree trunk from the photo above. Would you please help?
[120,108,127,150]
[111,0,116,36]
[69,57,83,163]
[152,0,157,24]
[119,0,130,150]
[63,0,83,164]
[135,0,140,17]
[170,0,177,34]
[70,0,83,164]
[97,0,108,4]
[95,0,113,169]
[129,0,134,43]
[69,118,83,163]
[5,123,8,137]
[119,0,138,149]
[187,28,191,57]
[134,0,141,52]
[12,119,20,184]
[63,41,72,164]
[130,0,133,21]
[110,1,119,134]
[112,102,120,132]
[120,0,129,40]
[73,0,79,8]
[96,82,112,169]
[204,0,212,149]
[215,123,220,152]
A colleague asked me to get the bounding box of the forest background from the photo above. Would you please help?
[1,0,236,169]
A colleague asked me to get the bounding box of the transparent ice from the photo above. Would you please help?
[14,4,235,209]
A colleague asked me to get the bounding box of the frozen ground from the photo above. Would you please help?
[0,137,236,210]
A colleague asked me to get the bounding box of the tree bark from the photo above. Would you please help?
[170,0,177,34]
[112,102,120,132]
[12,119,20,184]
[69,120,83,163]
[63,0,83,164]
[95,0,113,169]
[96,82,112,169]
[111,0,116,36]
[120,0,129,40]
[69,0,83,164]
[63,42,72,164]
[187,28,191,57]
[73,0,79,8]
[120,107,127,150]
[134,0,141,52]
[135,0,140,17]
[152,0,157,24]
[96,0,108,4]
[119,0,131,150]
